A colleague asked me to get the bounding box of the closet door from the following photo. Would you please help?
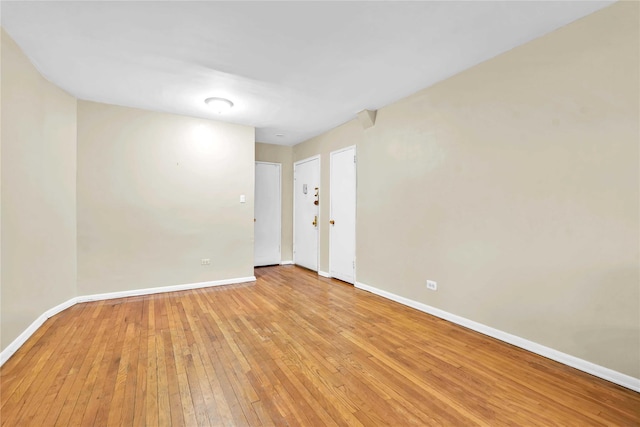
[254,162,281,266]
[329,146,356,283]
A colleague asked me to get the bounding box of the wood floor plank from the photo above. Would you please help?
[0,305,81,412]
[1,265,638,426]
[31,302,110,427]
[187,292,236,426]
[10,305,98,427]
[190,308,251,425]
[160,299,186,427]
[179,296,219,427]
[144,297,159,426]
[155,331,172,426]
[131,296,150,427]
[79,300,129,427]
[165,299,198,427]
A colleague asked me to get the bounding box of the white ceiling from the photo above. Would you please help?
[1,1,614,146]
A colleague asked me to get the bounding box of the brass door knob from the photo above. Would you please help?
[312,216,318,227]
[329,220,335,225]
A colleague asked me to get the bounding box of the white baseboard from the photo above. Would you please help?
[0,297,78,366]
[77,276,256,303]
[318,270,330,278]
[280,260,294,265]
[355,281,640,393]
[0,275,256,367]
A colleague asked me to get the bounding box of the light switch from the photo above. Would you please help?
[240,194,246,203]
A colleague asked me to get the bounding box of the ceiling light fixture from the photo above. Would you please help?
[204,97,234,114]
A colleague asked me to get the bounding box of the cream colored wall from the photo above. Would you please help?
[77,101,255,295]
[1,30,78,349]
[255,142,294,262]
[294,2,640,378]
[293,120,363,272]
[0,30,3,349]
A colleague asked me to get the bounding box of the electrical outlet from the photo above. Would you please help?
[426,280,437,291]
[201,259,211,265]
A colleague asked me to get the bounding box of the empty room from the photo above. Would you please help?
[1,1,639,425]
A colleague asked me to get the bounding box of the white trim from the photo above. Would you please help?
[76,276,256,303]
[0,297,78,366]
[280,260,294,265]
[0,275,256,367]
[355,281,640,392]
[318,271,331,278]
[293,155,321,272]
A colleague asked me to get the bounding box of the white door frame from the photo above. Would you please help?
[329,145,356,283]
[255,161,282,266]
[293,155,321,271]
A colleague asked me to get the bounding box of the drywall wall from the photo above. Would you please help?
[77,101,255,295]
[293,120,363,272]
[296,2,640,378]
[1,30,77,350]
[1,30,3,351]
[255,142,294,262]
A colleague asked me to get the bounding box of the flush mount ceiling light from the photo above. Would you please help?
[204,97,234,114]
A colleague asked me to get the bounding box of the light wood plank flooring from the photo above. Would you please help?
[1,265,638,426]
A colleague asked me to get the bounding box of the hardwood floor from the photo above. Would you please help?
[1,265,638,426]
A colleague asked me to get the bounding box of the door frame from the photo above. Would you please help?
[329,145,357,283]
[293,155,321,271]
[255,161,282,266]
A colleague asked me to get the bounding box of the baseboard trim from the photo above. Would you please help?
[76,276,257,303]
[0,297,78,366]
[280,260,294,265]
[0,275,256,367]
[355,281,640,392]
[318,271,330,278]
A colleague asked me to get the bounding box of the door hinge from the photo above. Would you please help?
[354,155,357,163]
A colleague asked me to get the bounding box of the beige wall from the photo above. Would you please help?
[255,142,294,262]
[77,101,255,295]
[294,2,640,378]
[1,30,78,349]
[293,120,363,272]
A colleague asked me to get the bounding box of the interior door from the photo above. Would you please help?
[294,156,320,271]
[254,162,281,266]
[329,146,356,284]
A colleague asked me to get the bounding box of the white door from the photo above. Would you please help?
[329,146,356,284]
[254,162,281,266]
[294,156,320,271]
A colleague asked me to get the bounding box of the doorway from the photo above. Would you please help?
[254,162,281,266]
[293,156,320,271]
[329,146,356,284]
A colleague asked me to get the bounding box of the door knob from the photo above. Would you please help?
[329,220,335,225]
[312,216,318,227]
